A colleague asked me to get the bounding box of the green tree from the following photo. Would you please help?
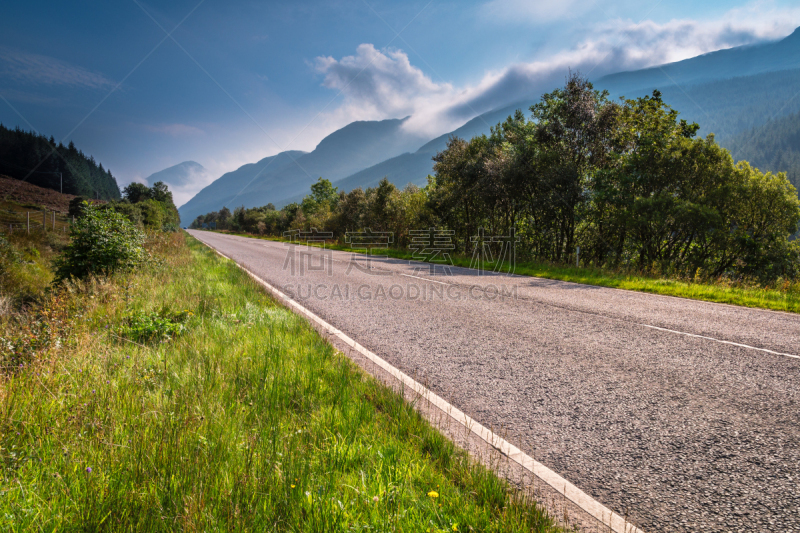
[122,182,151,203]
[54,202,145,282]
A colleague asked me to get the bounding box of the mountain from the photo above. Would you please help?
[178,117,428,224]
[315,100,535,199]
[181,26,800,217]
[727,112,800,189]
[177,151,306,224]
[320,28,800,203]
[145,161,206,187]
[598,27,800,94]
[0,124,121,200]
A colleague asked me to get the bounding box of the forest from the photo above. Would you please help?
[0,124,121,200]
[190,74,800,283]
[728,112,800,191]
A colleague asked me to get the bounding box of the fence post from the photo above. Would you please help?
[576,246,580,267]
[27,212,30,234]
[43,209,46,232]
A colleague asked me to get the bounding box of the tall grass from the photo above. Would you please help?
[0,232,559,531]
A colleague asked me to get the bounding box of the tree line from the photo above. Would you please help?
[191,74,800,282]
[0,124,121,200]
[71,181,180,231]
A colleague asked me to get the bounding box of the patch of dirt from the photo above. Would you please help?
[0,175,105,213]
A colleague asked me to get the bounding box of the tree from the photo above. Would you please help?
[54,202,145,281]
[123,182,151,203]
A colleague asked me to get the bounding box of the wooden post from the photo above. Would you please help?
[27,212,30,234]
[52,211,56,231]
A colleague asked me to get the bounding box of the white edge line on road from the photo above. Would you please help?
[202,241,643,533]
[637,324,800,360]
[400,272,450,285]
[258,240,800,360]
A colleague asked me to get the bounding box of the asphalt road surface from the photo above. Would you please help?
[188,230,800,533]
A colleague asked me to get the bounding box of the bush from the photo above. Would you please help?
[53,202,145,282]
[117,307,191,343]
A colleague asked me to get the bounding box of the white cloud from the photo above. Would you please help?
[0,48,114,89]
[313,43,454,123]
[314,3,800,138]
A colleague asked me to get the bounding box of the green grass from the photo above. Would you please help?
[0,232,559,532]
[216,230,800,314]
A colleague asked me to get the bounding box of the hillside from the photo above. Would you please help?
[145,161,206,187]
[598,26,800,92]
[178,117,427,223]
[181,26,800,214]
[0,125,121,200]
[728,112,800,189]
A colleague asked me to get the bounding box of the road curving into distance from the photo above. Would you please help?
[188,230,800,533]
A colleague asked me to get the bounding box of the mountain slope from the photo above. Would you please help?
[177,151,306,224]
[181,26,800,216]
[145,161,206,187]
[322,30,800,201]
[598,27,800,93]
[178,117,428,223]
[0,124,120,200]
[302,101,535,202]
[728,112,800,189]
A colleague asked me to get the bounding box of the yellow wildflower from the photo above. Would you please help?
[427,491,439,498]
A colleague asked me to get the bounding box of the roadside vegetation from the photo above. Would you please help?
[0,188,560,530]
[191,73,800,312]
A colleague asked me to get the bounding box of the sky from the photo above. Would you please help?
[1,0,799,205]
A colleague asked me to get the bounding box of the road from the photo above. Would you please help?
[188,230,800,533]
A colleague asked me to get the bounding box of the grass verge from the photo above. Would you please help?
[216,231,800,314]
[0,231,559,532]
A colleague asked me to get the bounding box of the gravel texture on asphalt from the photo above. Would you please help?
[189,231,800,533]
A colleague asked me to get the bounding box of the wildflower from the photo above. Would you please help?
[86,467,92,473]
[373,496,379,503]
[452,525,458,531]
[92,390,95,394]
[291,484,296,488]
[427,491,439,498]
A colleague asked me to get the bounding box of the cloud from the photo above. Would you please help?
[314,43,454,122]
[314,4,800,138]
[0,48,114,89]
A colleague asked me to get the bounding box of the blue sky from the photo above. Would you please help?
[1,0,799,204]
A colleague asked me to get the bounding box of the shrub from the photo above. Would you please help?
[117,307,191,343]
[53,202,145,282]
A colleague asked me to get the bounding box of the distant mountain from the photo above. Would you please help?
[182,26,800,218]
[598,27,800,93]
[178,117,428,224]
[311,101,535,201]
[728,112,800,189]
[322,28,800,202]
[178,151,306,224]
[145,161,206,187]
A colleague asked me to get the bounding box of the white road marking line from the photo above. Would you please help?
[637,324,800,360]
[400,272,449,285]
[202,241,643,533]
